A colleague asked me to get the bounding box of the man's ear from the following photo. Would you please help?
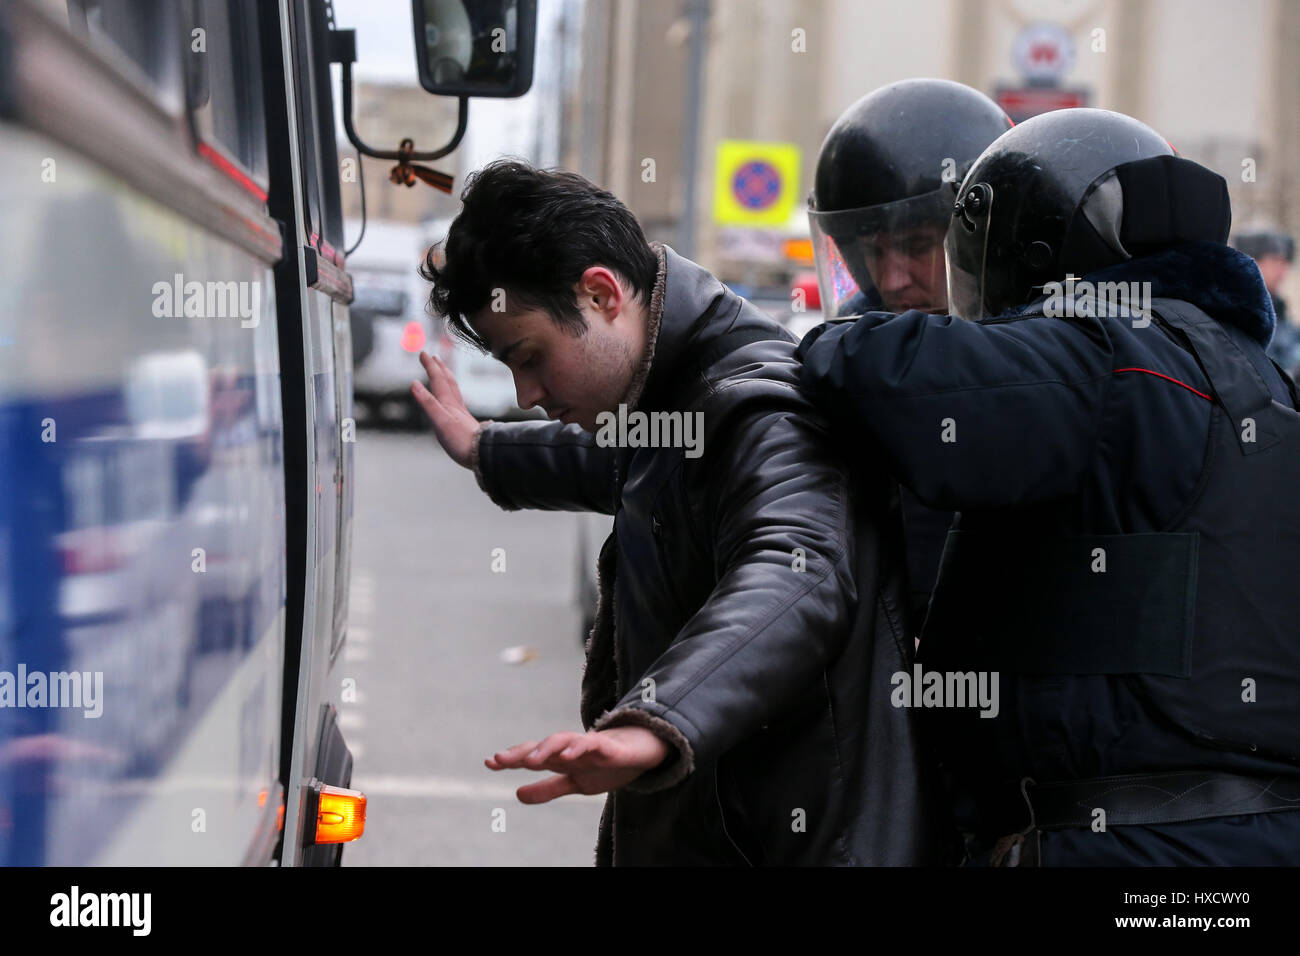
[576,266,625,324]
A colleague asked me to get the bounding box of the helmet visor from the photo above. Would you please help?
[944,182,996,321]
[809,187,956,317]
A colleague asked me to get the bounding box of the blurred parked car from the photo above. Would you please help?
[348,219,536,425]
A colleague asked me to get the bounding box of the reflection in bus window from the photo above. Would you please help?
[182,0,268,181]
[65,0,173,89]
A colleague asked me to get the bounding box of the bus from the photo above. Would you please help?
[0,0,535,867]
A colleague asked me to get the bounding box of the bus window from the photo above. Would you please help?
[289,0,346,257]
[305,0,343,253]
[64,0,178,96]
[182,0,269,184]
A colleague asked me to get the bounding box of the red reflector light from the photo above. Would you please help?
[400,322,426,353]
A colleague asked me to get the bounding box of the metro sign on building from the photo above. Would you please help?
[997,20,1089,123]
[1012,20,1075,84]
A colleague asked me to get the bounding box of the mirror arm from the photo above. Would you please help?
[330,28,469,161]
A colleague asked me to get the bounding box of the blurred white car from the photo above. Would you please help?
[347,219,534,423]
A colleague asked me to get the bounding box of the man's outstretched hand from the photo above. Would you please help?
[411,351,481,468]
[486,726,671,804]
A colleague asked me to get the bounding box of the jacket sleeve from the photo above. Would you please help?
[473,420,618,514]
[593,395,858,791]
[796,310,1119,510]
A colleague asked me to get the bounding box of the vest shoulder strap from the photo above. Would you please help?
[1150,297,1284,453]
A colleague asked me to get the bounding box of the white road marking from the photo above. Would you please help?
[341,576,370,764]
[351,571,376,615]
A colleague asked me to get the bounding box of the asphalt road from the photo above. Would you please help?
[340,423,606,866]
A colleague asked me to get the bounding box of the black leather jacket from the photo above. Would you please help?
[472,245,937,865]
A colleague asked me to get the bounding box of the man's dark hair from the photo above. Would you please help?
[420,159,658,350]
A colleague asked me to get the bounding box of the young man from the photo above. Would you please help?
[412,159,934,865]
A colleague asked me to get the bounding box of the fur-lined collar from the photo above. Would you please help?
[620,242,667,412]
[1036,241,1277,345]
[630,244,791,412]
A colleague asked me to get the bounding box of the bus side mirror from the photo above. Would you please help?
[411,0,536,99]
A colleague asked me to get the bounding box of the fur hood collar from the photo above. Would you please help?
[1083,241,1275,345]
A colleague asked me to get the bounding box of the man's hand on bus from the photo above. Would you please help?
[486,726,670,803]
[412,351,480,468]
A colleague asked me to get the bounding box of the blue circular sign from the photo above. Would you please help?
[732,160,782,210]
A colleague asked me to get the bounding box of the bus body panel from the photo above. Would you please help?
[0,0,357,866]
[0,123,286,865]
[275,0,356,866]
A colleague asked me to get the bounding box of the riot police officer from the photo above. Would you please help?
[798,107,1300,865]
[808,78,1012,318]
[808,79,1013,628]
[1233,227,1298,378]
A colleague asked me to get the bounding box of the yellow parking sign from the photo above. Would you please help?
[712,140,801,227]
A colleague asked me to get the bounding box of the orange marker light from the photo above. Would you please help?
[782,238,814,263]
[314,785,366,844]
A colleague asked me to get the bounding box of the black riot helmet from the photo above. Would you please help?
[946,108,1233,320]
[808,78,1013,316]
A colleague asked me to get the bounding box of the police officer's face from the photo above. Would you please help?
[1255,254,1290,295]
[850,223,949,313]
